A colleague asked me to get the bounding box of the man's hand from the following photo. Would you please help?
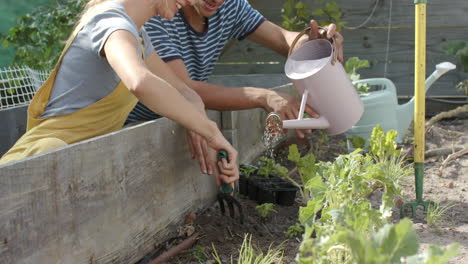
[309,20,344,63]
[186,130,212,174]
[265,90,318,138]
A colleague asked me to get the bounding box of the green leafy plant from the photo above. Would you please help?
[240,164,257,179]
[285,222,304,238]
[279,144,317,203]
[297,218,459,264]
[404,243,459,264]
[281,0,312,31]
[345,57,371,94]
[426,201,458,228]
[281,0,346,32]
[311,1,347,31]
[347,135,366,149]
[256,203,277,219]
[0,0,86,70]
[335,219,458,264]
[257,157,279,178]
[444,40,468,72]
[444,40,468,95]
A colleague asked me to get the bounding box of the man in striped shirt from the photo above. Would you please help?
[127,0,343,176]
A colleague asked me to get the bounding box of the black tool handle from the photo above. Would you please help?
[217,149,234,193]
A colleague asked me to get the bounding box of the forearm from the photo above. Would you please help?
[247,21,306,57]
[189,80,275,111]
[132,72,217,139]
[145,54,205,112]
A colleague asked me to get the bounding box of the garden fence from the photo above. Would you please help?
[0,66,48,110]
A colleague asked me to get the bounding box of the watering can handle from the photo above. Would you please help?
[288,27,338,65]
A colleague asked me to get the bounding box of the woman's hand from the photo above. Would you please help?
[186,130,213,174]
[205,127,239,184]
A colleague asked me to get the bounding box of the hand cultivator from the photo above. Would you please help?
[401,0,434,218]
[217,150,244,224]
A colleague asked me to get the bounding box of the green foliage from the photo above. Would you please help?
[212,234,284,264]
[405,243,459,264]
[257,157,287,178]
[285,222,304,238]
[291,122,458,263]
[426,202,458,228]
[240,164,257,179]
[192,245,209,264]
[255,203,277,218]
[288,144,317,188]
[281,144,317,202]
[0,0,86,70]
[281,0,346,31]
[311,1,346,31]
[257,157,276,178]
[347,136,366,149]
[444,40,468,95]
[444,40,468,72]
[369,125,401,163]
[281,0,312,31]
[345,57,371,94]
[336,219,419,264]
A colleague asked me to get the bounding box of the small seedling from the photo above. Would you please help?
[211,234,284,264]
[257,157,277,178]
[285,222,304,238]
[240,164,257,179]
[256,203,277,219]
[192,245,209,264]
[426,201,457,228]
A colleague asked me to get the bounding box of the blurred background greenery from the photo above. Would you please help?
[0,0,52,67]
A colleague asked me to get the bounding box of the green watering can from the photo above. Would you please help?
[345,62,456,149]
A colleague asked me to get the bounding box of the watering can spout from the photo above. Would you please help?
[396,61,456,135]
[283,116,330,130]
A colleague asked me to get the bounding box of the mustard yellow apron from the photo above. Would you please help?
[0,8,140,165]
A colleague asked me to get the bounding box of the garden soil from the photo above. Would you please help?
[142,116,467,264]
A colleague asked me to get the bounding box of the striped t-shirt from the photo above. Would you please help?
[126,0,265,122]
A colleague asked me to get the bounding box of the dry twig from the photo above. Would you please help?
[438,148,468,174]
[425,147,463,158]
[149,232,200,264]
[426,104,468,129]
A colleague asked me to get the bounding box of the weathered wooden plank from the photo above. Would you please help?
[0,76,295,264]
[0,114,222,264]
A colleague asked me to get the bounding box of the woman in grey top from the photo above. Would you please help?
[1,0,239,185]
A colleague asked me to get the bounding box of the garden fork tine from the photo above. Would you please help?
[217,150,244,224]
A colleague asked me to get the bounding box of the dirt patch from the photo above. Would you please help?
[141,117,467,264]
[401,117,468,264]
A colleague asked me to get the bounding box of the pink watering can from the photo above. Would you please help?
[266,28,364,136]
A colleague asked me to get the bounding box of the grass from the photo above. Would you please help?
[212,234,284,264]
[426,201,458,228]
